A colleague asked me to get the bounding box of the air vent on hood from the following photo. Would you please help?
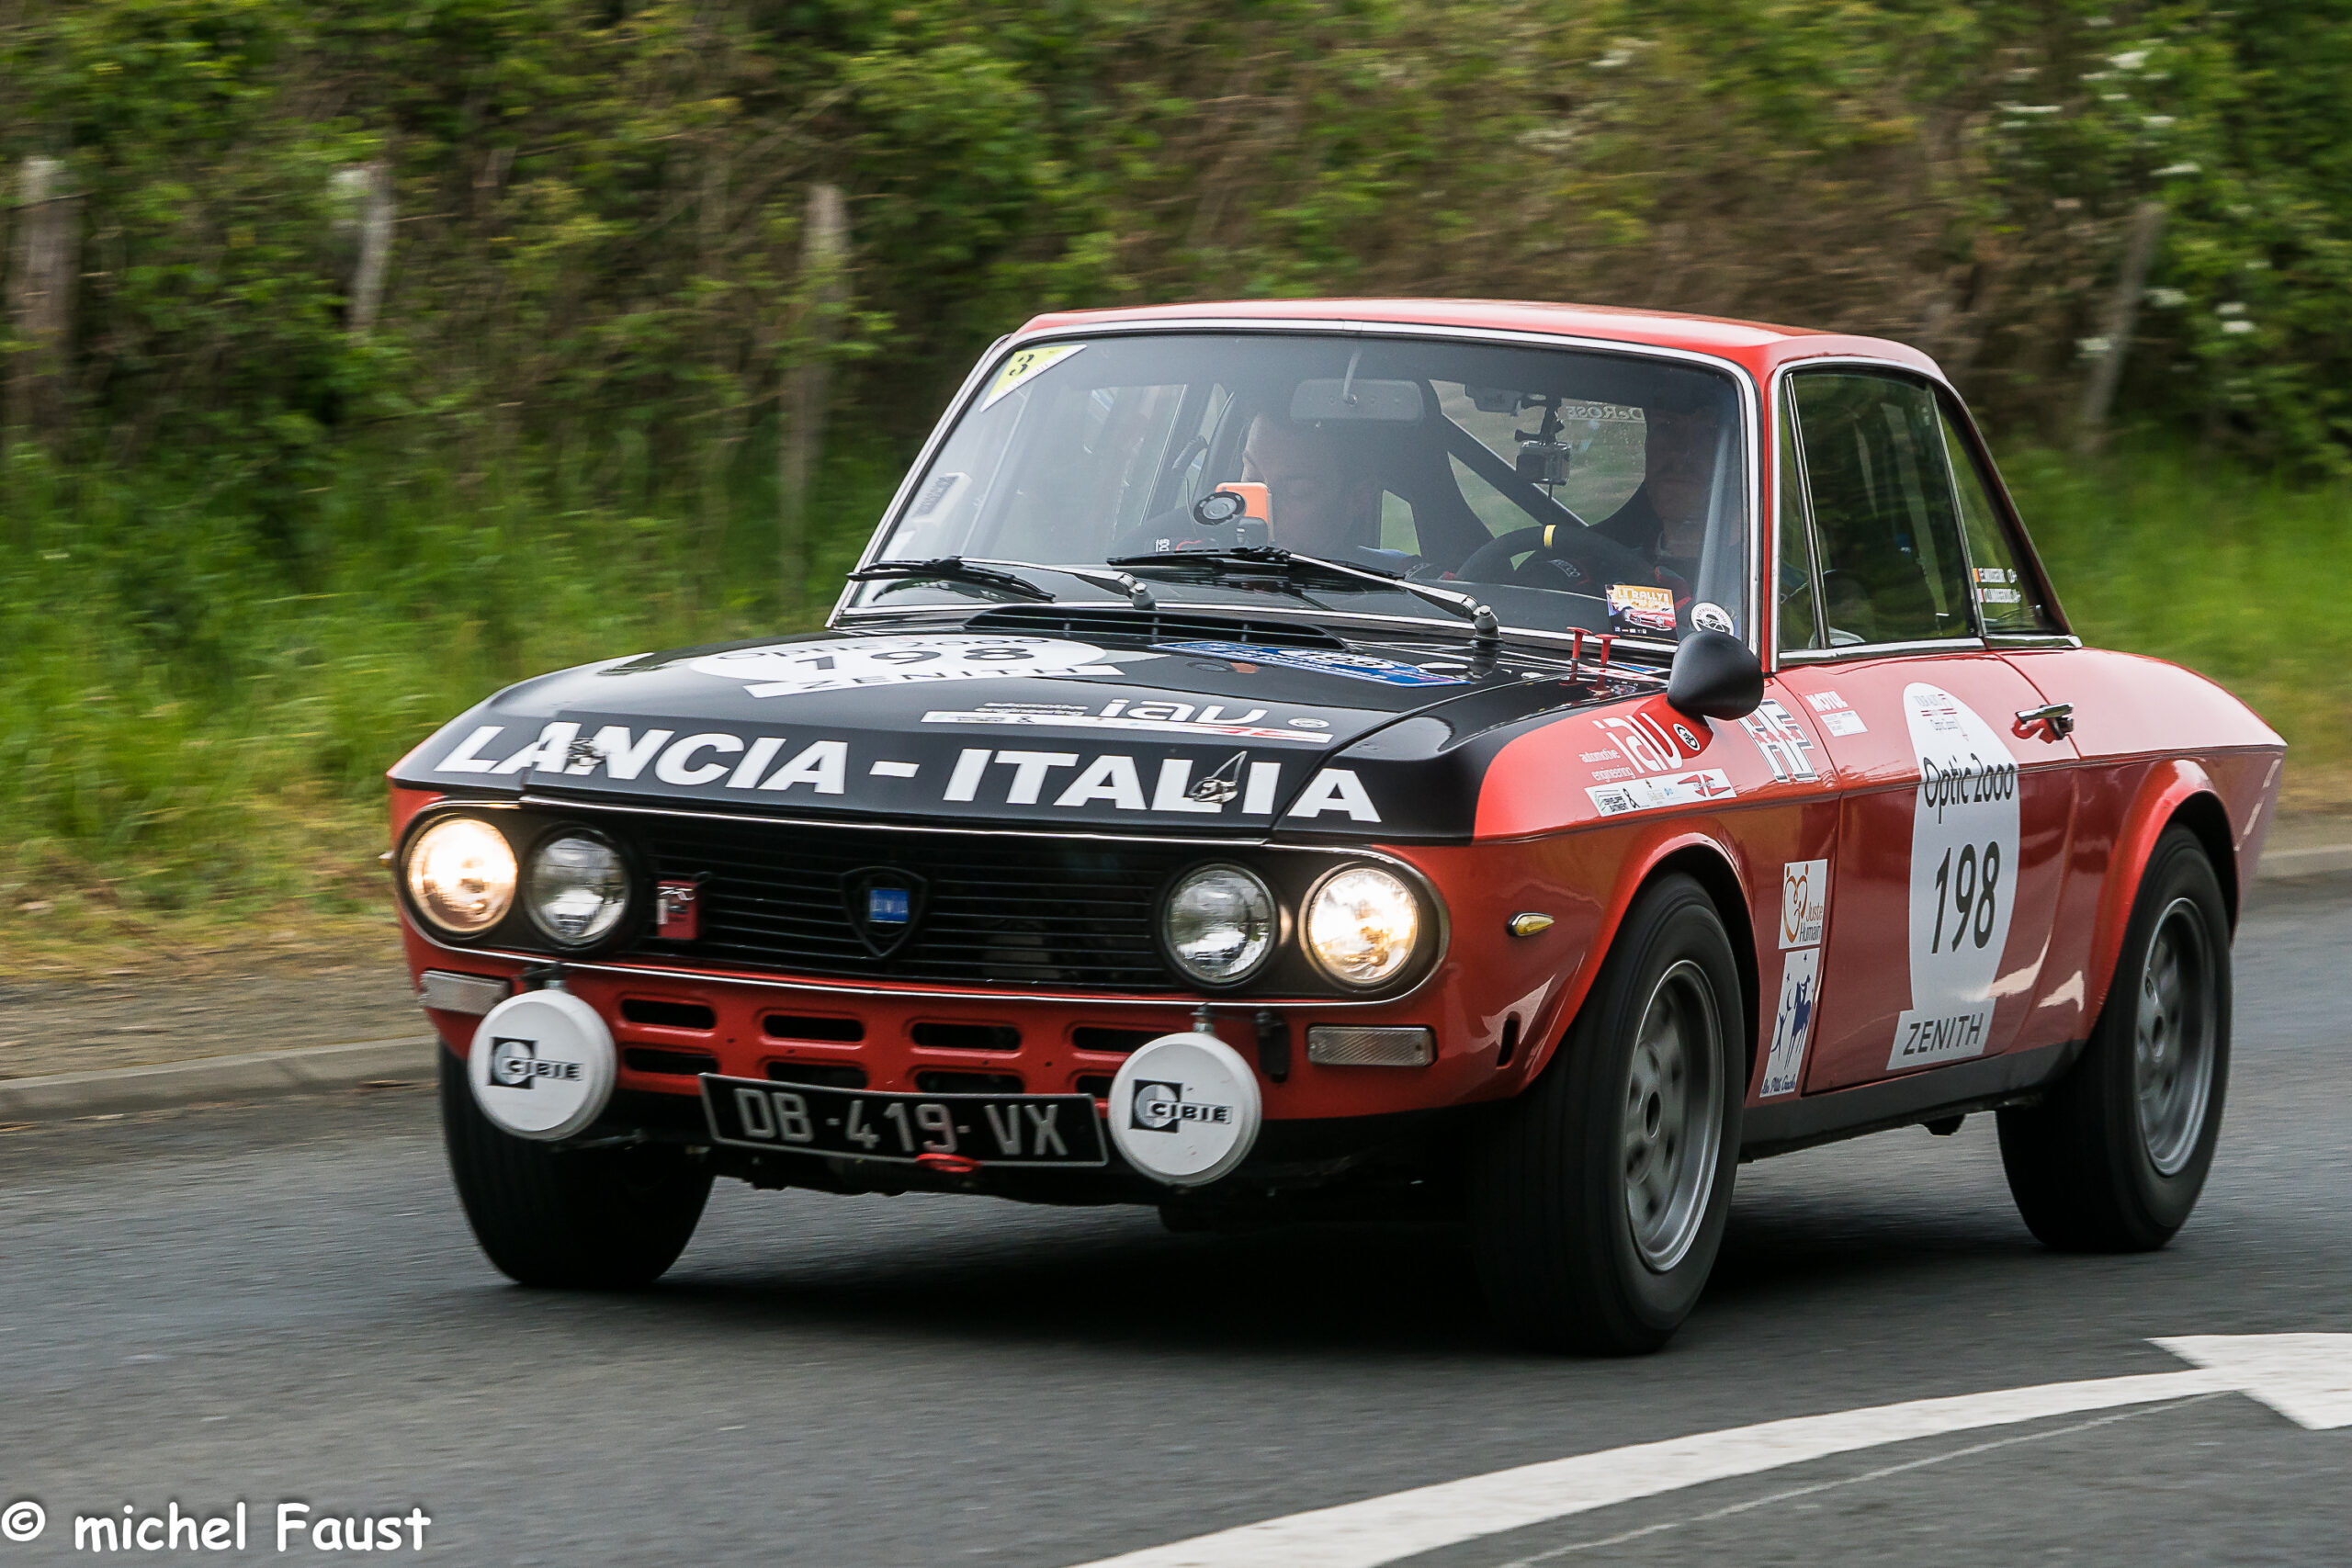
[964,605,1346,649]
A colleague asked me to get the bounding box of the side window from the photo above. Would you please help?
[1776,396,1824,652]
[1939,408,2061,636]
[1789,372,1973,645]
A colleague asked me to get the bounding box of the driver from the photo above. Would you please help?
[1112,410,1384,559]
[1237,412,1380,557]
[1594,400,1722,581]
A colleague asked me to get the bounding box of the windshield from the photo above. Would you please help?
[855,332,1750,643]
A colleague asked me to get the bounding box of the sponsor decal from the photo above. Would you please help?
[485,1036,579,1090]
[979,342,1086,410]
[920,697,1336,745]
[654,879,701,941]
[1886,684,2020,1071]
[938,747,1293,817]
[1584,769,1735,816]
[1129,1079,1235,1133]
[1779,858,1829,950]
[1606,582,1678,633]
[688,634,1154,698]
[1591,699,1710,775]
[1738,697,1821,784]
[1156,640,1469,687]
[1760,947,1820,1099]
[1804,688,1867,736]
[1690,601,1736,635]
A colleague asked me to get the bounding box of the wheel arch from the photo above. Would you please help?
[1521,829,1758,1089]
[2085,760,2235,1027]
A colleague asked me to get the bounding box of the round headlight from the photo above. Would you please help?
[1162,863,1278,987]
[525,832,632,946]
[404,817,517,936]
[1304,866,1422,987]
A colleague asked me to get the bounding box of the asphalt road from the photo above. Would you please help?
[3,878,2348,1566]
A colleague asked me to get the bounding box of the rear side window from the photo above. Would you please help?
[1789,372,1973,645]
[1939,409,2061,637]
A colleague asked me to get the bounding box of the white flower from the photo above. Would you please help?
[2110,49,2150,70]
[2217,300,2246,316]
[2077,336,2113,359]
[2221,319,2255,335]
[2143,115,2176,129]
[2154,161,2200,176]
[2144,288,2187,309]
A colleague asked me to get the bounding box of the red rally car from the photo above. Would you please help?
[390,299,2282,1353]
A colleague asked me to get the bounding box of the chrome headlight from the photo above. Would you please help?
[1162,863,1278,987]
[404,817,517,937]
[524,831,633,946]
[1304,865,1422,987]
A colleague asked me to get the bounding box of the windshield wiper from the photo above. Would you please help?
[1110,546,1500,648]
[848,557,1054,603]
[850,556,1165,609]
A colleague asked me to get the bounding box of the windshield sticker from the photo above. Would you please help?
[1157,641,1470,687]
[689,635,1140,697]
[1738,697,1820,784]
[1606,583,1677,633]
[1888,683,2020,1072]
[1973,566,2024,605]
[1690,602,1736,635]
[922,700,1337,745]
[979,343,1086,411]
[1584,769,1734,816]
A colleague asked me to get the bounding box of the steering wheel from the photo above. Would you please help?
[1456,523,1660,593]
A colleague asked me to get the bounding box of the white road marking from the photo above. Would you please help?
[1066,1335,2352,1568]
[1490,1395,2224,1565]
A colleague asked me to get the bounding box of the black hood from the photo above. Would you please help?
[391,616,1651,840]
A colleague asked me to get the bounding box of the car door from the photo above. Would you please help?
[1769,367,2082,1095]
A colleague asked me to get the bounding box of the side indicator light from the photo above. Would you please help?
[1509,912,1555,937]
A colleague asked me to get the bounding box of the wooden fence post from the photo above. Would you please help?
[2075,199,2167,455]
[330,160,395,339]
[6,156,81,443]
[780,182,848,613]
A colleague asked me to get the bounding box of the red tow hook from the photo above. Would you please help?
[916,1152,982,1176]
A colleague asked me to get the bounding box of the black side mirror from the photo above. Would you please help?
[1667,630,1764,720]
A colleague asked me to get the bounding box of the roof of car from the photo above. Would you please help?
[1012,298,1940,381]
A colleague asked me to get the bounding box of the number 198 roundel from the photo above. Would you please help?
[390,300,2281,1352]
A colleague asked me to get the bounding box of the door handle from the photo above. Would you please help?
[2013,702,2075,741]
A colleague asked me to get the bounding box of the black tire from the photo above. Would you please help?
[441,1047,713,1288]
[1998,827,2230,1251]
[1470,874,1745,1354]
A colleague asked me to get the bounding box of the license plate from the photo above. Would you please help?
[699,1074,1107,1168]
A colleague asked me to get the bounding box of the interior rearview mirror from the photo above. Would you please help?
[1666,629,1763,721]
[1290,378,1425,423]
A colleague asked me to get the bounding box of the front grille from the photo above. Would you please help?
[965,604,1345,649]
[629,818,1187,990]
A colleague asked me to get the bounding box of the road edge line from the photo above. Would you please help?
[0,1036,440,1123]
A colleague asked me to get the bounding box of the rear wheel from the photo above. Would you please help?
[1998,827,2230,1250]
[1470,874,1744,1354]
[441,1047,713,1288]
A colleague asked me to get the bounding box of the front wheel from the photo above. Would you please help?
[1997,827,2230,1250]
[441,1047,713,1288]
[1470,874,1744,1354]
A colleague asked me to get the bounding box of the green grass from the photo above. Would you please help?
[0,438,2341,975]
[2004,446,2352,804]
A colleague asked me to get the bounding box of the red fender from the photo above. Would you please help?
[2082,760,2220,1028]
[1514,821,1753,1084]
